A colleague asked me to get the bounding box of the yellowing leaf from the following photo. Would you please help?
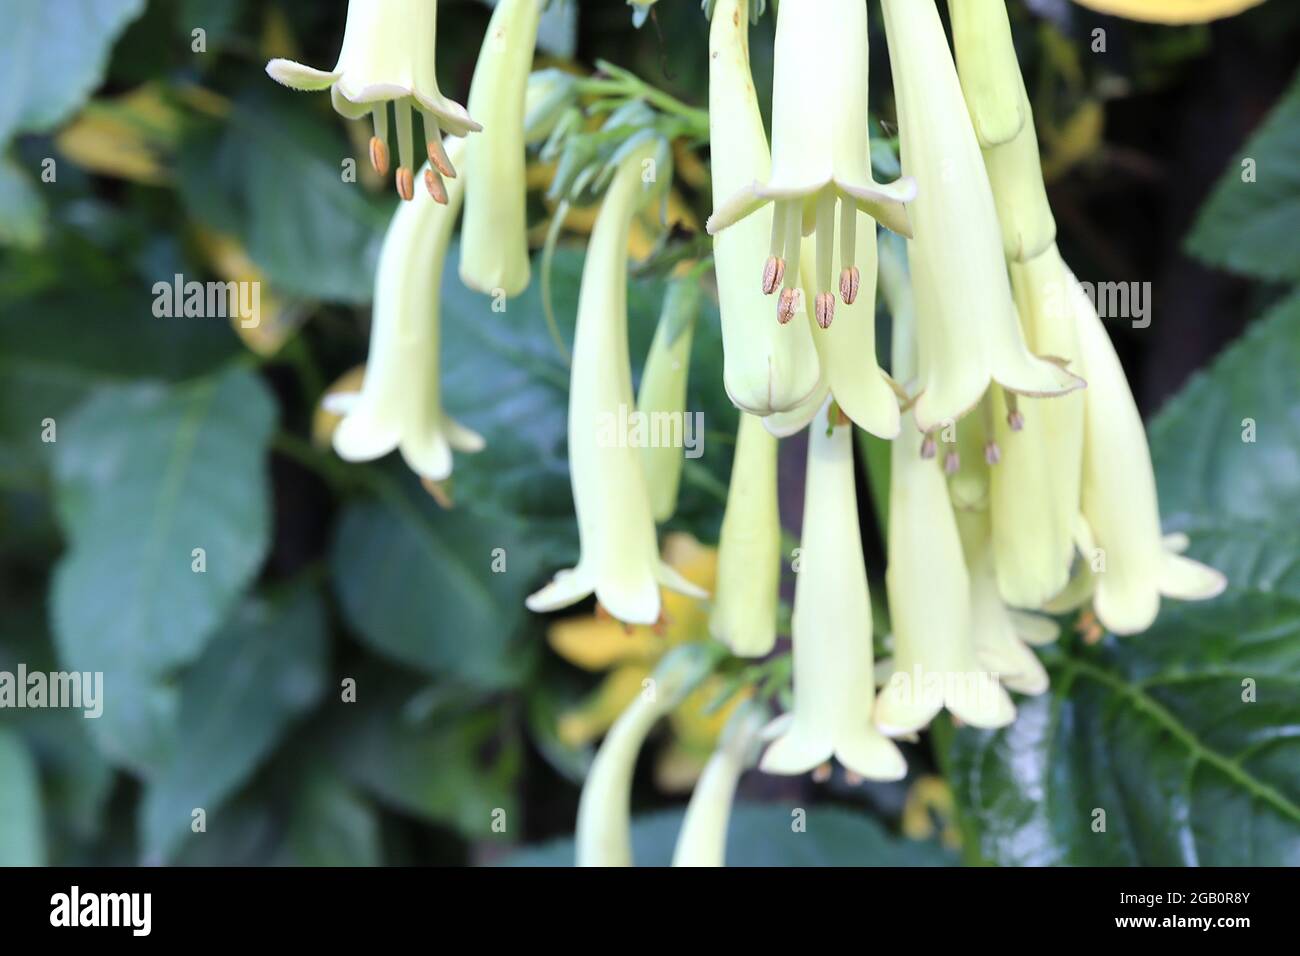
[54,85,179,185]
[193,229,305,357]
[1070,0,1264,23]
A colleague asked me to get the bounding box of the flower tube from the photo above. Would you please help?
[526,142,707,625]
[266,0,479,201]
[459,0,542,297]
[761,400,906,780]
[706,0,821,414]
[332,139,484,480]
[881,0,1081,432]
[706,0,917,329]
[709,412,780,657]
[1073,293,1226,634]
[671,701,767,867]
[949,0,1026,148]
[637,277,699,524]
[576,645,713,867]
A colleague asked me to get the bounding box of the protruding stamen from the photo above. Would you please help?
[920,434,937,459]
[1005,393,1024,431]
[984,440,1001,465]
[370,105,389,173]
[423,167,448,204]
[839,266,860,305]
[844,771,865,787]
[777,287,801,325]
[812,762,833,783]
[814,291,835,330]
[368,136,390,177]
[944,450,960,475]
[395,167,415,201]
[839,197,857,300]
[421,111,457,178]
[782,200,802,285]
[394,98,416,197]
[761,256,785,295]
[814,190,836,315]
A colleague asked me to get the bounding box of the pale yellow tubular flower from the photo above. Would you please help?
[707,0,821,415]
[576,646,713,867]
[266,0,479,201]
[332,140,484,481]
[762,400,906,780]
[876,403,1015,734]
[459,0,542,297]
[671,701,767,867]
[637,278,699,523]
[876,295,1014,736]
[948,0,1026,148]
[988,246,1086,607]
[1073,293,1226,635]
[796,216,901,439]
[526,144,707,626]
[956,507,1055,696]
[983,83,1058,263]
[881,0,1081,433]
[763,379,829,439]
[710,412,780,658]
[706,0,916,331]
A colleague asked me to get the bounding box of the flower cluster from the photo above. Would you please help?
[273,0,1227,867]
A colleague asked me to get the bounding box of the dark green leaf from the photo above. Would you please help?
[0,154,45,248]
[0,727,45,865]
[50,366,277,772]
[176,84,390,304]
[139,586,328,864]
[0,0,145,143]
[287,771,381,867]
[1186,70,1300,283]
[946,294,1300,865]
[505,802,958,867]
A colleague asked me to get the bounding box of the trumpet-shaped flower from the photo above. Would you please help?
[332,142,484,481]
[762,400,906,780]
[876,405,1015,735]
[575,645,714,866]
[637,278,699,523]
[706,0,821,414]
[706,0,917,330]
[956,507,1057,696]
[267,0,479,202]
[526,143,707,625]
[709,412,780,657]
[1072,291,1226,634]
[671,702,767,867]
[795,220,902,438]
[459,0,542,297]
[881,0,1081,432]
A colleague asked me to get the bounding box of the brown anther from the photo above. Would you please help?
[984,440,1002,466]
[777,287,800,325]
[1007,409,1025,432]
[839,265,860,305]
[761,256,785,295]
[368,136,390,177]
[395,167,415,201]
[814,291,835,329]
[427,138,457,178]
[1077,609,1104,645]
[812,762,833,783]
[944,450,960,475]
[844,771,865,787]
[920,435,937,460]
[423,168,448,204]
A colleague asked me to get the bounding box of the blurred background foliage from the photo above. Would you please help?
[0,0,1297,866]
